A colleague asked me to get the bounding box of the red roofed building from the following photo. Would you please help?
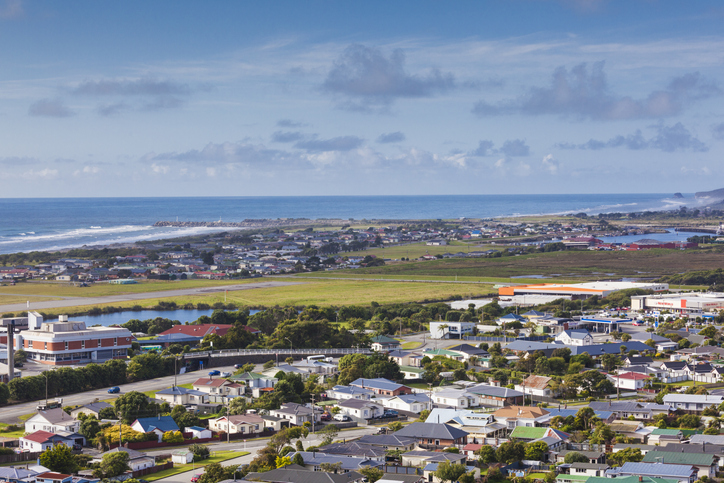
[35,472,72,483]
[159,324,259,338]
[610,371,650,391]
[19,431,73,452]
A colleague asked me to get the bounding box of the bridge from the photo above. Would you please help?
[181,347,372,369]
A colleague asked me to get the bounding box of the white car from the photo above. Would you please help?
[333,414,350,422]
[220,372,232,378]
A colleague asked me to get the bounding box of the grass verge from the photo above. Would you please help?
[145,451,249,482]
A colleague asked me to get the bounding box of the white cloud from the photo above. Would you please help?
[542,154,560,174]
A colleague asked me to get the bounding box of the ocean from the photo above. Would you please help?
[0,194,704,254]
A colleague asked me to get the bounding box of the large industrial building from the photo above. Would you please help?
[631,292,724,315]
[498,281,669,303]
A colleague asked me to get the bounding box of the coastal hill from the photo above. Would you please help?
[695,187,724,199]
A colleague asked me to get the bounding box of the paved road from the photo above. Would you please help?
[0,281,301,313]
[147,426,379,483]
[0,363,243,424]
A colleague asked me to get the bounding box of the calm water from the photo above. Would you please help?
[81,308,260,327]
[0,194,702,254]
[597,230,715,244]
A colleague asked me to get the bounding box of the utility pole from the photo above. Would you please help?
[310,394,316,433]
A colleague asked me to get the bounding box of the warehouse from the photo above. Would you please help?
[631,292,724,315]
[499,281,668,300]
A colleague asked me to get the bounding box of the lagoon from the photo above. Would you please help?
[82,308,260,327]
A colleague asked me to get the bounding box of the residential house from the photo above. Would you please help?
[610,372,651,390]
[555,450,606,465]
[243,466,364,483]
[662,394,724,413]
[380,394,431,413]
[337,399,384,420]
[466,384,524,407]
[19,431,73,452]
[492,405,549,429]
[568,463,610,478]
[186,426,212,439]
[69,402,113,419]
[0,467,37,483]
[444,344,489,364]
[388,350,424,368]
[609,420,645,442]
[154,386,208,406]
[648,429,684,446]
[370,336,401,352]
[130,416,180,442]
[357,434,417,451]
[515,375,556,398]
[349,378,413,396]
[605,462,697,483]
[208,414,264,435]
[642,451,717,478]
[91,447,155,472]
[429,322,476,340]
[229,372,277,394]
[624,356,654,366]
[401,450,468,467]
[290,452,383,473]
[399,366,426,380]
[509,426,569,442]
[326,385,373,401]
[317,441,387,461]
[588,401,670,420]
[431,388,480,409]
[269,402,315,426]
[25,409,80,434]
[394,422,468,450]
[422,349,465,363]
[35,473,72,483]
[425,408,506,442]
[538,408,615,426]
[556,330,594,346]
[192,377,236,396]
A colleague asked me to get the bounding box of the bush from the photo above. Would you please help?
[162,430,184,443]
[190,443,210,461]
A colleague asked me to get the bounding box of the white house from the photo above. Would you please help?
[610,372,650,391]
[93,448,156,471]
[326,385,373,401]
[25,409,80,434]
[429,322,476,340]
[269,402,315,426]
[432,389,480,409]
[337,399,384,420]
[19,431,72,452]
[155,386,208,406]
[186,425,212,439]
[381,394,431,413]
[171,451,194,464]
[208,414,264,435]
[555,330,593,346]
[514,375,555,398]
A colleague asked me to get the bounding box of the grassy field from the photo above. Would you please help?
[0,279,261,299]
[401,341,422,349]
[145,451,248,481]
[0,295,61,305]
[0,423,25,438]
[291,272,565,284]
[350,241,495,259]
[318,248,724,280]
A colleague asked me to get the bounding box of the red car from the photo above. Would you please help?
[191,475,202,482]
[320,413,331,421]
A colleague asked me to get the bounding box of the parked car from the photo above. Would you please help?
[234,364,242,369]
[320,413,331,421]
[208,370,221,376]
[108,386,120,394]
[220,372,232,378]
[191,475,202,483]
[333,414,350,422]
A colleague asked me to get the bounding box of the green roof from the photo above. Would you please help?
[230,372,266,381]
[556,475,590,483]
[371,335,400,344]
[678,429,701,437]
[424,349,462,357]
[400,365,425,374]
[650,428,682,435]
[510,426,547,439]
[643,451,715,466]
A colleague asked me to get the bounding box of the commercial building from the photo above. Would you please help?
[499,281,668,301]
[16,316,131,365]
[631,292,724,315]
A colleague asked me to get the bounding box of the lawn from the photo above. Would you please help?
[0,423,25,438]
[401,341,422,349]
[145,451,249,482]
[346,242,498,259]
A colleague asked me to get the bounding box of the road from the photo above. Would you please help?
[0,281,301,313]
[0,363,243,424]
[145,426,379,483]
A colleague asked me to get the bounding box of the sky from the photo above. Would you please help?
[1,0,724,197]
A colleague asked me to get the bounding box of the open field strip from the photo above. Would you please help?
[0,295,62,305]
[144,451,249,481]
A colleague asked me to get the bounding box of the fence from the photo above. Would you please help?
[184,348,372,358]
[463,335,550,342]
[0,451,41,464]
[132,462,173,478]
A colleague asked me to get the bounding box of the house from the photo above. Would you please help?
[208,414,264,434]
[25,409,80,434]
[662,394,724,413]
[492,405,549,429]
[326,385,373,401]
[568,463,610,478]
[192,378,235,395]
[243,465,364,483]
[624,356,654,366]
[261,414,288,432]
[130,416,180,442]
[430,388,478,409]
[370,335,401,352]
[155,386,208,406]
[229,372,277,390]
[171,450,194,464]
[19,431,73,452]
[425,408,506,441]
[610,372,651,390]
[401,450,468,467]
[35,473,72,483]
[0,467,37,483]
[318,441,388,460]
[538,408,615,426]
[290,452,383,473]
[388,350,424,368]
[515,375,555,398]
[337,399,384,420]
[555,450,606,465]
[69,402,113,419]
[399,366,426,380]
[357,434,417,451]
[92,447,155,471]
[605,462,697,483]
[466,384,524,407]
[642,451,717,478]
[609,421,645,442]
[429,322,476,339]
[269,403,315,426]
[556,330,594,346]
[186,426,212,439]
[381,394,431,413]
[508,426,569,442]
[349,378,413,396]
[611,444,658,456]
[647,428,684,446]
[444,344,489,363]
[588,401,670,420]
[394,422,468,450]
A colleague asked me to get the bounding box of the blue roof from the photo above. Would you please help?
[568,341,653,356]
[610,462,696,478]
[156,387,206,396]
[350,378,408,392]
[133,415,180,433]
[187,426,207,431]
[542,408,614,421]
[500,313,526,321]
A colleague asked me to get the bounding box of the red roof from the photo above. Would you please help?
[21,430,55,443]
[36,472,71,479]
[463,443,483,451]
[193,378,229,387]
[615,372,651,380]
[159,324,232,337]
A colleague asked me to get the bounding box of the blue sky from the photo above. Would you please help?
[1,0,723,196]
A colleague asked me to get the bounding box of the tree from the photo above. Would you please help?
[318,424,339,446]
[434,461,472,483]
[190,443,210,461]
[0,383,9,405]
[97,451,130,478]
[388,421,403,432]
[39,444,79,474]
[275,455,292,469]
[263,360,275,370]
[621,333,632,342]
[608,447,643,466]
[563,452,590,464]
[171,405,202,430]
[80,416,101,441]
[197,463,239,483]
[496,441,525,464]
[319,462,343,473]
[699,325,718,339]
[590,422,615,450]
[162,430,184,443]
[114,391,157,424]
[14,349,27,364]
[677,414,701,429]
[360,467,384,483]
[291,453,305,466]
[228,397,248,416]
[477,445,497,465]
[524,441,549,461]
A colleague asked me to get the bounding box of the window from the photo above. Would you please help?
[81,340,85,349]
[44,342,47,350]
[65,342,68,350]
[114,338,117,346]
[29,340,33,348]
[97,339,101,347]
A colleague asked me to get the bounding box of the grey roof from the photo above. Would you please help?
[561,330,592,340]
[609,462,696,478]
[467,384,524,398]
[570,463,610,470]
[350,378,409,392]
[245,466,363,483]
[291,452,382,471]
[358,434,416,447]
[318,441,386,458]
[76,402,113,413]
[660,443,724,455]
[98,447,150,461]
[663,394,724,405]
[395,422,468,440]
[156,386,207,396]
[34,408,78,425]
[0,467,37,480]
[275,402,313,415]
[689,434,724,445]
[338,399,382,409]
